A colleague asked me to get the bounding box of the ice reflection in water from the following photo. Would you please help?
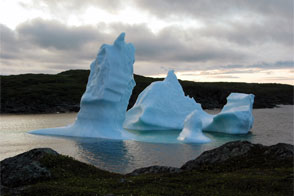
[0,105,293,173]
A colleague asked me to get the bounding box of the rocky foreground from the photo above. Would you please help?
[1,141,293,196]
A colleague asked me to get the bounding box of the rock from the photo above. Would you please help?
[264,143,294,160]
[0,148,58,188]
[128,165,181,176]
[128,141,293,175]
[1,141,292,193]
[181,141,293,171]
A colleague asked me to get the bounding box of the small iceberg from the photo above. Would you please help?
[204,93,255,134]
[177,92,254,142]
[177,110,211,143]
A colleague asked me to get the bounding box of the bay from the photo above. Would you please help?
[0,105,293,173]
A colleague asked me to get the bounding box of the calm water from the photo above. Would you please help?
[0,105,293,174]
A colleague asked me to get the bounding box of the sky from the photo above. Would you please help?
[0,0,293,84]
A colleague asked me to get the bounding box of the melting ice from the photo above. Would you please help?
[30,33,254,143]
[30,33,135,140]
[123,70,202,131]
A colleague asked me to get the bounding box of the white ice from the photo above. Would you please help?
[30,33,254,144]
[177,110,211,143]
[123,69,254,142]
[123,70,202,131]
[203,93,255,134]
[178,93,254,142]
[30,32,136,139]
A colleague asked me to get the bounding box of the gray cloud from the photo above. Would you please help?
[198,20,292,47]
[135,0,293,20]
[1,19,250,74]
[0,14,293,84]
[0,24,18,59]
[21,0,293,49]
[108,24,248,63]
[217,61,294,70]
[21,0,124,16]
[250,61,294,69]
[24,0,293,22]
[17,19,105,50]
[135,0,293,47]
[0,20,106,74]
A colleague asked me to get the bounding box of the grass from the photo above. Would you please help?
[7,153,292,196]
[1,69,293,113]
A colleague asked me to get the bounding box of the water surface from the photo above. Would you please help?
[0,105,293,173]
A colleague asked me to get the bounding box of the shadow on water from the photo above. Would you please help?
[55,136,132,173]
[206,131,253,144]
[42,131,254,173]
[1,106,292,173]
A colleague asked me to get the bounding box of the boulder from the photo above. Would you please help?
[0,148,58,188]
[128,165,181,176]
[181,140,293,170]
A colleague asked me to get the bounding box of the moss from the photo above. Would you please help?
[10,153,292,196]
[1,69,293,113]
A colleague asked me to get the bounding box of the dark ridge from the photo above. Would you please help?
[1,141,293,196]
[1,69,293,114]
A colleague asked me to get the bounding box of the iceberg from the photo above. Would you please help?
[123,70,202,131]
[177,92,254,142]
[177,110,211,143]
[30,32,255,144]
[124,67,255,135]
[123,68,254,142]
[30,32,136,139]
[204,93,255,134]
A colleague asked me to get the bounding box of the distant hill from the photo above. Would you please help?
[1,69,293,114]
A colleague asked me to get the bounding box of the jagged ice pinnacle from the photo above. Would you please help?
[30,32,136,139]
[124,70,202,131]
[30,33,255,143]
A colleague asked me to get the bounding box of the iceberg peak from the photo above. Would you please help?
[165,70,178,83]
[163,70,183,92]
[124,70,202,131]
[114,32,126,48]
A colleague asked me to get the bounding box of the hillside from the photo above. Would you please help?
[1,69,293,113]
[1,141,293,196]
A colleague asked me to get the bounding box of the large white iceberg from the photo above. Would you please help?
[30,33,136,139]
[30,32,255,144]
[123,70,202,131]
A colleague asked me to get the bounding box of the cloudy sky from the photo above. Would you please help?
[0,0,293,84]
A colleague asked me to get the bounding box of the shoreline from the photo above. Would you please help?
[1,140,293,196]
[2,70,293,114]
[1,104,292,115]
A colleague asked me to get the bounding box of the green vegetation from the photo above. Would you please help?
[2,142,293,195]
[12,153,293,196]
[1,70,89,113]
[1,69,293,113]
